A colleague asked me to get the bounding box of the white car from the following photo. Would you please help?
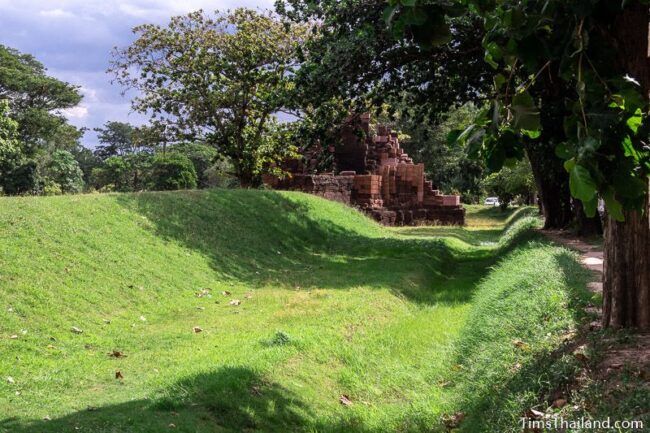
[484,197,500,207]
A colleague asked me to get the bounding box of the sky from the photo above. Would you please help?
[0,0,275,147]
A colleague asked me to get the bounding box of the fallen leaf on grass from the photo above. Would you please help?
[573,345,589,362]
[6,377,15,384]
[442,411,465,428]
[9,335,18,340]
[552,398,567,409]
[168,424,176,429]
[108,351,126,358]
[229,300,241,306]
[139,316,147,322]
[512,339,530,350]
[339,395,353,406]
[43,415,51,421]
[196,288,211,298]
[115,371,124,380]
[193,326,203,333]
[221,291,231,296]
[525,408,546,419]
[244,294,253,299]
[71,327,83,334]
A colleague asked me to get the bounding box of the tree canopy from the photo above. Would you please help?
[110,8,308,186]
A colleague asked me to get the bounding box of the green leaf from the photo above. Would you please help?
[511,91,541,131]
[626,108,643,134]
[622,135,640,160]
[555,143,572,159]
[447,129,462,146]
[493,73,506,91]
[569,164,597,202]
[563,158,576,172]
[602,188,624,222]
[521,129,541,139]
[486,145,506,171]
[456,124,476,143]
[582,196,598,218]
[383,5,399,24]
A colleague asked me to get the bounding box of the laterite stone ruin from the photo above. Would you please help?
[266,114,465,226]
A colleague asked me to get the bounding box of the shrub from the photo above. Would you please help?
[40,150,84,194]
[150,153,197,191]
[90,154,153,192]
[168,143,218,187]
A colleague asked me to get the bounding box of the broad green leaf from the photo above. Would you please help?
[383,5,398,24]
[493,73,506,91]
[602,188,624,222]
[626,108,643,134]
[555,143,572,159]
[622,135,640,160]
[563,158,576,172]
[521,129,541,139]
[456,124,476,143]
[569,164,597,202]
[447,129,462,146]
[511,91,541,131]
[582,196,598,218]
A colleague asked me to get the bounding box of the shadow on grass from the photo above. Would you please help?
[0,366,379,433]
[113,189,521,306]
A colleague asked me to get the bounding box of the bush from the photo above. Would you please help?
[168,143,218,187]
[42,180,63,196]
[40,150,84,194]
[90,154,153,192]
[204,159,238,188]
[151,153,197,191]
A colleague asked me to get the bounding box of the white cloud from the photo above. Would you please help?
[62,105,89,120]
[39,9,76,18]
[1,0,277,147]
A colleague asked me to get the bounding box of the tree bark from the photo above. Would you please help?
[574,199,603,237]
[525,144,574,229]
[603,2,650,329]
[528,63,577,229]
[603,193,650,329]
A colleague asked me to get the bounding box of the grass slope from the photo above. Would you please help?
[0,190,590,432]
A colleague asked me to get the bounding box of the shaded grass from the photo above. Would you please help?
[0,190,590,432]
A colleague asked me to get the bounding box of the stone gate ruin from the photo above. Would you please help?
[265,114,465,226]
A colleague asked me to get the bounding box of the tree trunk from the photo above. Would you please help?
[574,199,603,237]
[603,193,650,329]
[603,2,650,329]
[525,145,574,228]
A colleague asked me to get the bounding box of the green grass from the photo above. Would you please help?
[0,190,591,432]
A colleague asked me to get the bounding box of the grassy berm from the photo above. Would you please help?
[0,190,594,432]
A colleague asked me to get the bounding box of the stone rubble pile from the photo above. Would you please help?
[266,114,464,226]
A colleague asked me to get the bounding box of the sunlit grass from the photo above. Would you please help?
[0,191,589,432]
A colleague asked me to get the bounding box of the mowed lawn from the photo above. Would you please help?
[0,191,591,433]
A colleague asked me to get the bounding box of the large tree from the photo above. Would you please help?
[110,9,307,187]
[389,0,649,328]
[94,121,136,160]
[276,0,491,125]
[0,45,82,150]
[0,45,85,193]
[0,100,21,193]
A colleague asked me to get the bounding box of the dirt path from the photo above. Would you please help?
[541,229,603,283]
[540,229,650,386]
